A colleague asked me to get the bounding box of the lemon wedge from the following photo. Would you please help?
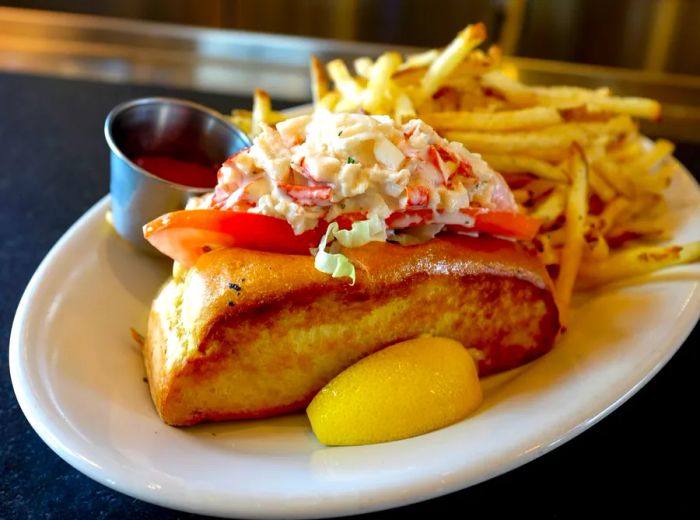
[306,336,482,446]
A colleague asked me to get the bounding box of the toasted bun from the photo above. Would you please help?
[144,236,559,426]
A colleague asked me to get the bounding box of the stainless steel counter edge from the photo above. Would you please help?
[2,6,699,141]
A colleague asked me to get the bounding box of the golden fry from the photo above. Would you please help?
[445,130,573,153]
[576,242,700,289]
[417,23,486,104]
[588,168,617,202]
[393,92,416,123]
[399,48,440,71]
[536,234,560,265]
[421,106,562,131]
[599,197,631,234]
[353,56,374,78]
[363,52,403,114]
[631,139,675,171]
[310,55,328,107]
[555,147,588,324]
[230,109,252,135]
[531,186,567,226]
[326,59,363,106]
[482,154,567,182]
[586,96,661,120]
[252,89,272,136]
[584,233,610,261]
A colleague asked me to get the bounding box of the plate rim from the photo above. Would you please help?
[9,173,700,518]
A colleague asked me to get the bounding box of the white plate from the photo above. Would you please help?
[10,162,700,518]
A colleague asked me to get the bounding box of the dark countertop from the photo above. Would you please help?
[1,71,697,519]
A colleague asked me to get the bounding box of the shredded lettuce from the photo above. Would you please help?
[314,223,356,284]
[312,215,386,283]
[334,214,385,247]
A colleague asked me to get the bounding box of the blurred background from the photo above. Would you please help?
[2,0,699,74]
[1,0,699,140]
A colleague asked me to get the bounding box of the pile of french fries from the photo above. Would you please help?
[231,22,699,322]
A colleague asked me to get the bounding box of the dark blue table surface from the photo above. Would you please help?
[1,71,697,519]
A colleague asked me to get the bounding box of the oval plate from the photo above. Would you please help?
[10,162,700,518]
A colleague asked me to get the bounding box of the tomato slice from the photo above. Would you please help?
[143,210,325,267]
[459,208,541,241]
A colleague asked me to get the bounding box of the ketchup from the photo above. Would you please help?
[133,156,218,188]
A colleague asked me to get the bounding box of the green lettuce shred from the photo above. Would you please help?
[312,215,385,284]
[314,222,356,284]
[333,214,384,247]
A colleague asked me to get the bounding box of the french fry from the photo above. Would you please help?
[531,186,567,226]
[584,233,610,261]
[230,109,252,135]
[310,55,328,107]
[318,91,341,111]
[363,52,402,114]
[399,48,440,71]
[482,154,568,182]
[421,106,562,131]
[555,147,588,325]
[576,241,700,289]
[445,130,576,156]
[512,189,531,205]
[417,23,486,105]
[252,89,272,136]
[393,92,416,123]
[353,56,374,78]
[536,233,560,265]
[631,139,675,171]
[606,137,644,161]
[326,59,363,107]
[599,197,631,234]
[586,96,661,120]
[588,168,618,202]
[593,160,633,197]
[630,162,677,194]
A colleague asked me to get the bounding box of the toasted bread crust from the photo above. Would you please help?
[144,236,559,426]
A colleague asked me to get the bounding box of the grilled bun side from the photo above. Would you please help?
[144,236,560,426]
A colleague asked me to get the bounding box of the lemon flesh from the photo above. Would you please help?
[306,336,483,446]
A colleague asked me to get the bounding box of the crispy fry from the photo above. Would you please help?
[393,91,416,123]
[593,161,633,197]
[599,197,631,234]
[417,23,486,104]
[555,147,588,324]
[399,48,440,71]
[363,52,402,114]
[576,242,700,289]
[632,138,675,171]
[318,91,341,111]
[536,234,560,265]
[588,168,618,202]
[584,233,610,261]
[353,56,374,78]
[310,55,328,107]
[252,89,272,136]
[421,107,562,131]
[482,154,568,182]
[445,129,575,156]
[327,59,363,107]
[230,109,252,135]
[586,96,661,120]
[531,186,567,226]
[630,162,677,194]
